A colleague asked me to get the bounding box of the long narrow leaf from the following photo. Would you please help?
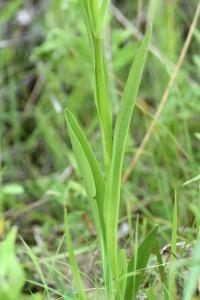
[117,249,127,300]
[125,225,158,300]
[64,206,87,300]
[100,0,111,30]
[65,108,105,216]
[104,29,151,277]
[168,194,178,298]
[65,104,110,296]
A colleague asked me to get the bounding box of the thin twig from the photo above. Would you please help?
[123,1,200,183]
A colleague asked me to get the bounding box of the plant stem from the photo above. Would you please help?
[93,34,112,168]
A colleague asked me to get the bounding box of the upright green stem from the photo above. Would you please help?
[93,34,112,169]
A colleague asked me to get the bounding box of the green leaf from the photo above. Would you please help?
[64,207,87,300]
[171,193,178,256]
[65,108,106,253]
[147,287,156,300]
[100,0,110,30]
[117,249,127,300]
[66,114,95,199]
[104,29,151,277]
[125,225,158,300]
[0,227,25,300]
[168,193,178,298]
[2,183,25,195]
[154,239,165,280]
[183,236,200,300]
[65,109,105,212]
[65,109,111,291]
[183,173,200,186]
[20,237,50,299]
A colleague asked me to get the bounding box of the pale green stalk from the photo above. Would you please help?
[81,0,113,168]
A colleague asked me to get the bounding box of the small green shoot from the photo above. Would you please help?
[64,206,87,300]
[20,236,50,300]
[168,192,178,298]
[124,225,158,300]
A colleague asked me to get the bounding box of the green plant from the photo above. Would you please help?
[0,227,42,300]
[65,1,157,299]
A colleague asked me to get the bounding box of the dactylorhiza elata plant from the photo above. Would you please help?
[65,1,157,299]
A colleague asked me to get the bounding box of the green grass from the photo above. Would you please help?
[1,0,200,299]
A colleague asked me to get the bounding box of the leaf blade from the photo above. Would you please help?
[64,207,87,300]
[104,29,152,277]
[65,108,105,211]
[125,225,158,300]
[65,108,107,248]
[0,228,25,300]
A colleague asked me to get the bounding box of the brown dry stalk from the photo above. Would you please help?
[122,1,200,183]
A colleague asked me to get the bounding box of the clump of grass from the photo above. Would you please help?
[65,0,157,299]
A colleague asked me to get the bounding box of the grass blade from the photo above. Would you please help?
[125,224,158,300]
[64,206,87,300]
[183,236,200,300]
[183,173,200,186]
[168,192,178,298]
[171,193,178,257]
[20,236,50,300]
[154,239,165,280]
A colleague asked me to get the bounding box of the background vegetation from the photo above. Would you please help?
[0,0,200,299]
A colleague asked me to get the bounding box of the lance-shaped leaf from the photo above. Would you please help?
[65,108,105,224]
[0,227,25,300]
[104,29,151,277]
[125,225,158,300]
